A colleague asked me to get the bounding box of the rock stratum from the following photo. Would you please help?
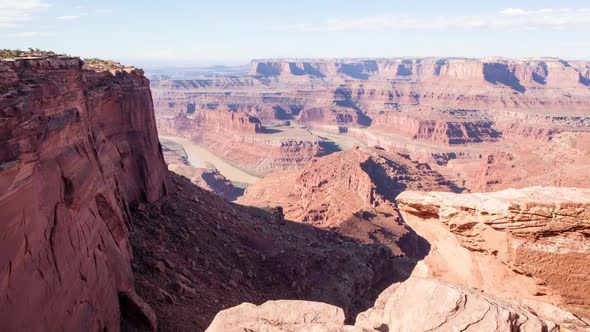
[397,187,590,322]
[0,57,167,331]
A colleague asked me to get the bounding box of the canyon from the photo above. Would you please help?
[150,57,590,330]
[151,57,590,191]
[1,54,589,332]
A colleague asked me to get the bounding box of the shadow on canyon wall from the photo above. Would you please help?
[317,139,343,154]
[483,63,527,93]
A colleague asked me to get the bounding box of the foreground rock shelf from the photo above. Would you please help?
[207,276,586,331]
[397,187,590,320]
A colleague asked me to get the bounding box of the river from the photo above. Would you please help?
[159,135,260,185]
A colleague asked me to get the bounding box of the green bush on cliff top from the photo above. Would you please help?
[83,58,126,70]
[0,48,58,59]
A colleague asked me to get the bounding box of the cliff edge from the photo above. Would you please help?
[0,56,167,331]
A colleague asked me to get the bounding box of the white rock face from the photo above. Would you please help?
[355,277,558,332]
[205,300,364,332]
[207,277,586,332]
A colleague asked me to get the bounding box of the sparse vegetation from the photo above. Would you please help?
[0,49,21,59]
[83,58,126,70]
[0,48,59,59]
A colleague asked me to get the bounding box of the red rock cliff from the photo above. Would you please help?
[0,57,167,331]
[156,109,262,136]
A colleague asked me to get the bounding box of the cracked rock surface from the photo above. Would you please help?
[208,276,580,332]
[0,57,167,331]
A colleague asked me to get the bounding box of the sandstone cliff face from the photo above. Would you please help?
[370,111,500,144]
[249,58,590,87]
[207,276,579,332]
[397,187,590,321]
[0,57,167,331]
[157,110,261,136]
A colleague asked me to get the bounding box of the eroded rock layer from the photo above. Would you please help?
[397,187,590,320]
[0,57,167,331]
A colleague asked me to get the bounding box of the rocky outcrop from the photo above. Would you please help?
[206,300,351,332]
[238,147,458,253]
[397,187,590,320]
[0,57,166,331]
[207,276,581,331]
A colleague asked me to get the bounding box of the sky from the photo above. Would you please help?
[1,0,590,67]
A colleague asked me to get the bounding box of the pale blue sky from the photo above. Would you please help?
[1,0,590,66]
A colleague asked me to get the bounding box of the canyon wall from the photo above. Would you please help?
[369,110,500,144]
[0,57,167,331]
[249,58,590,88]
[157,110,261,135]
[471,132,590,191]
[157,112,325,176]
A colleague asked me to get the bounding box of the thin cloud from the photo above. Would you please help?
[274,8,590,31]
[6,30,51,37]
[0,0,50,27]
[57,15,81,20]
